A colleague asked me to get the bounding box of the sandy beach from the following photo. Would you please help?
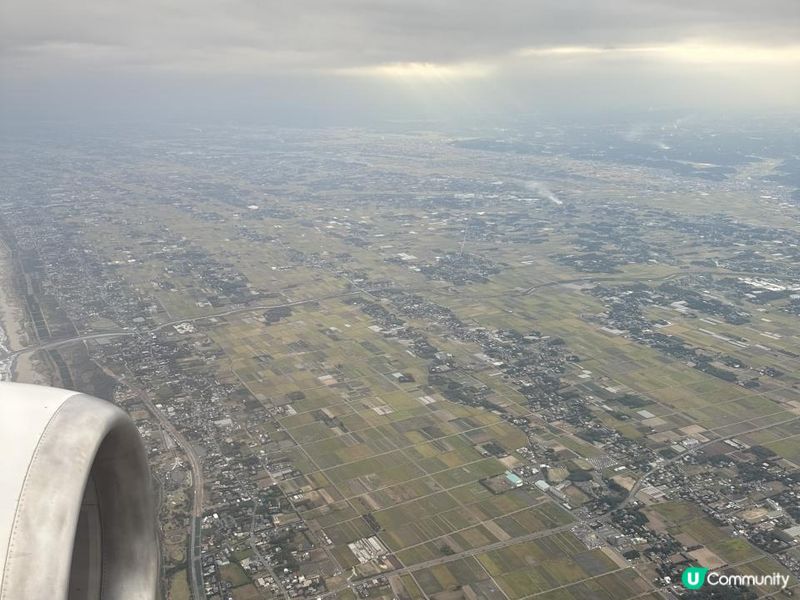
[0,241,41,383]
[12,352,48,385]
[0,244,26,352]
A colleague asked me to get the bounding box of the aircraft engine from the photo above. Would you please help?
[0,382,158,600]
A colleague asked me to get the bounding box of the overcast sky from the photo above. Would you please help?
[2,0,799,125]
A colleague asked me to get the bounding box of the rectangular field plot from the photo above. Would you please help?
[478,533,625,599]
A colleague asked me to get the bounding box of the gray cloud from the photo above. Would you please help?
[2,0,799,74]
[1,0,798,122]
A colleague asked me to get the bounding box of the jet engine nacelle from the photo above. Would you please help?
[0,382,158,600]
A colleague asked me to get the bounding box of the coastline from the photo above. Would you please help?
[0,333,11,381]
[0,242,25,350]
[0,241,34,382]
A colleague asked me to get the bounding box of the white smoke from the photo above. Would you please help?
[525,181,563,205]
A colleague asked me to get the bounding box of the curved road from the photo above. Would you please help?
[96,363,207,600]
[0,288,378,363]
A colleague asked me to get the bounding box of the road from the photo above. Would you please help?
[0,272,737,364]
[620,414,800,510]
[188,517,204,600]
[151,289,368,332]
[98,364,208,600]
[136,384,207,600]
[0,289,377,362]
[315,520,580,600]
[0,331,137,361]
[315,412,800,598]
[0,288,407,599]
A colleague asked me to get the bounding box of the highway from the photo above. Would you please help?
[97,364,208,600]
[134,383,207,600]
[188,517,204,600]
[0,288,377,363]
[0,330,136,361]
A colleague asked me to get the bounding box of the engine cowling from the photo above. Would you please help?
[0,382,158,600]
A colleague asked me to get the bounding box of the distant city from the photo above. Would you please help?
[1,118,799,600]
